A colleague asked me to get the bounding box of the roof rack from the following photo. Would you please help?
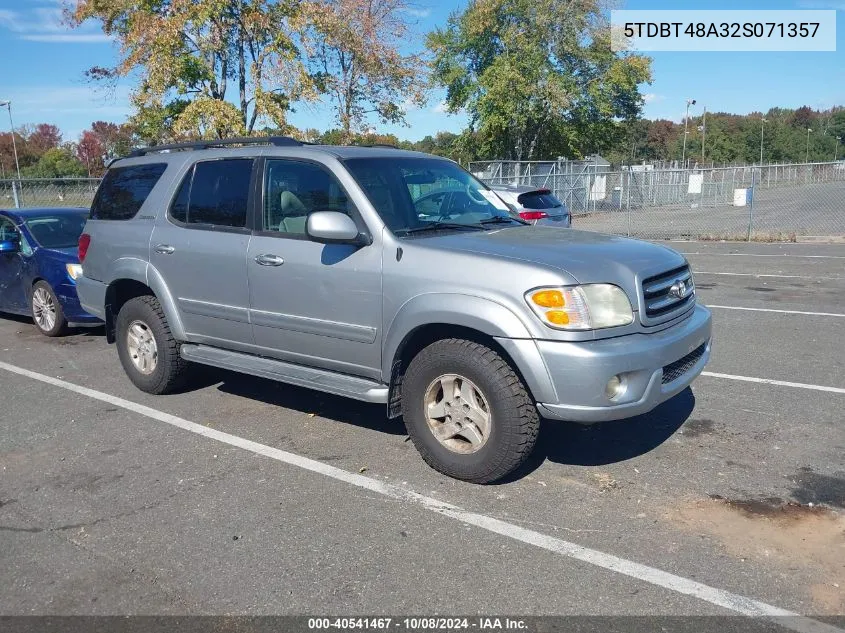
[128,136,304,157]
[359,143,399,149]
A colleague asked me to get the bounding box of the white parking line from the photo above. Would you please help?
[706,305,845,318]
[0,359,840,633]
[682,252,845,259]
[696,271,843,280]
[702,371,845,394]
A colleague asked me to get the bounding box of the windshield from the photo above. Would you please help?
[344,157,518,236]
[24,213,88,249]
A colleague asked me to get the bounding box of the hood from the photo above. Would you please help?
[413,226,687,301]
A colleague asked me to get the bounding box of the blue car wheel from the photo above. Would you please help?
[31,280,68,337]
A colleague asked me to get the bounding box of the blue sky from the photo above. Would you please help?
[0,0,843,143]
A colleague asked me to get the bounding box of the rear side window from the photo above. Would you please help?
[517,190,563,210]
[90,163,167,220]
[169,159,253,228]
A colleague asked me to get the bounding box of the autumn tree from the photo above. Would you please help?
[90,121,134,159]
[26,124,63,156]
[428,0,652,161]
[76,130,105,177]
[299,0,428,143]
[67,0,315,140]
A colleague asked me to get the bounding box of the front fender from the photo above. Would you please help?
[382,293,557,403]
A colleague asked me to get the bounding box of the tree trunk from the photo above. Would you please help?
[238,17,248,132]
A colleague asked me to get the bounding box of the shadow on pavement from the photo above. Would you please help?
[507,388,696,481]
[212,370,404,436]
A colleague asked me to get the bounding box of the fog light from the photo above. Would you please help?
[605,375,626,400]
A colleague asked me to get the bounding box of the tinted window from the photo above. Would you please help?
[169,171,190,224]
[24,213,88,249]
[91,163,167,220]
[169,159,253,228]
[263,160,351,235]
[517,190,563,210]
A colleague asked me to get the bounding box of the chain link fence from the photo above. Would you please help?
[5,164,845,241]
[470,160,845,240]
[1,178,101,210]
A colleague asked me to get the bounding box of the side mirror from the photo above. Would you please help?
[0,239,20,254]
[306,211,368,246]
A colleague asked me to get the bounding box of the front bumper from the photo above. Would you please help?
[535,304,712,423]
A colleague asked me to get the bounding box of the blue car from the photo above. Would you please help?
[0,207,100,336]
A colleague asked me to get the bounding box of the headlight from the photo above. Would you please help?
[526,284,634,330]
[65,263,83,280]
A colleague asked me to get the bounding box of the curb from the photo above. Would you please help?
[796,235,845,244]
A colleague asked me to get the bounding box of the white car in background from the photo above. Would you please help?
[488,184,571,227]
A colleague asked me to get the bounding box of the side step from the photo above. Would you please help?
[180,344,389,404]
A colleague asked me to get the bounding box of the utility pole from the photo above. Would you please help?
[681,98,696,167]
[760,117,766,165]
[0,100,22,182]
[806,127,813,163]
[835,136,841,162]
[701,107,707,164]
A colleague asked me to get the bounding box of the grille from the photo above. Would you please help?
[662,343,707,384]
[642,265,695,322]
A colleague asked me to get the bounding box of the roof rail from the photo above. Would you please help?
[360,143,399,149]
[128,136,304,157]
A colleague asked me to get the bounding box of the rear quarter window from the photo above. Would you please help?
[90,163,168,220]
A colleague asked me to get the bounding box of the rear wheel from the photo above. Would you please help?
[402,338,539,483]
[115,295,189,394]
[31,281,67,337]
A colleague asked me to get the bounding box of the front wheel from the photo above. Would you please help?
[402,338,540,484]
[31,281,67,337]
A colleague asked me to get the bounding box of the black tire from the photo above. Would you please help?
[402,338,539,484]
[31,281,67,337]
[115,295,190,394]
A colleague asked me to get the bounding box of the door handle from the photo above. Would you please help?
[154,244,175,255]
[254,253,284,266]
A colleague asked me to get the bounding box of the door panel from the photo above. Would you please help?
[149,158,256,348]
[247,159,382,378]
[0,217,27,312]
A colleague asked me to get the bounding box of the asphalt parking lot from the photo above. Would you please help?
[1,240,843,629]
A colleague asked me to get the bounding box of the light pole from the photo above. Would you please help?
[681,98,696,167]
[0,100,22,182]
[700,106,707,164]
[835,136,841,162]
[759,117,766,165]
[805,127,812,163]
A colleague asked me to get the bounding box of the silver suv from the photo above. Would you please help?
[77,137,711,483]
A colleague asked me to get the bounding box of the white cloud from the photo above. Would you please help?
[0,5,111,44]
[433,100,449,113]
[402,7,432,18]
[643,93,664,104]
[7,86,132,118]
[22,34,112,43]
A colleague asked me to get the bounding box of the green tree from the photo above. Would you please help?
[298,0,428,143]
[23,148,87,178]
[428,0,652,161]
[68,0,315,139]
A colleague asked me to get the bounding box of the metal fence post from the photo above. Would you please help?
[626,167,632,237]
[747,168,756,242]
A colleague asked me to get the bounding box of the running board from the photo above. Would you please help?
[179,344,389,404]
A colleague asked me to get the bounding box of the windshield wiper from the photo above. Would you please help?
[479,216,527,226]
[399,221,485,235]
